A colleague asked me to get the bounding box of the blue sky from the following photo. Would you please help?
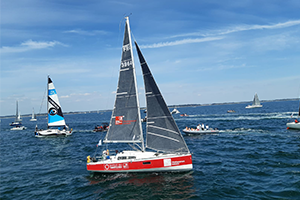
[1,0,300,116]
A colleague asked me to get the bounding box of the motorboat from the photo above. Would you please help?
[183,128,219,134]
[287,100,300,130]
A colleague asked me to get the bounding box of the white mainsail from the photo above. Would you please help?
[30,108,37,121]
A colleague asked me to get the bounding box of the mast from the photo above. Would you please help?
[126,17,145,151]
[15,101,18,122]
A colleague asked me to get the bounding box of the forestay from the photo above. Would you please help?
[135,42,190,154]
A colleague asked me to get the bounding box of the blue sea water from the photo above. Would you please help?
[0,100,299,199]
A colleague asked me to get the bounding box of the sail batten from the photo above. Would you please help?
[148,125,180,135]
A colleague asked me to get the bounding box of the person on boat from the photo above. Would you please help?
[201,124,204,130]
[197,124,200,130]
[106,149,110,159]
[295,119,299,123]
[206,125,209,130]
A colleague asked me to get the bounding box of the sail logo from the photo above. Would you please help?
[121,59,132,68]
[48,89,57,96]
[123,44,130,52]
[49,108,57,116]
[115,116,123,125]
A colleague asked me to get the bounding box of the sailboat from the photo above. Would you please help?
[171,107,180,114]
[245,93,263,108]
[30,108,37,121]
[10,101,22,126]
[35,76,72,137]
[87,17,192,173]
[287,99,300,130]
[10,101,26,130]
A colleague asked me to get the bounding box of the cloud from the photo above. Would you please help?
[1,40,67,53]
[140,37,223,49]
[63,29,108,36]
[169,19,300,38]
[197,63,249,72]
[217,19,300,35]
[60,95,70,99]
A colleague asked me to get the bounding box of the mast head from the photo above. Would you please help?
[124,13,132,20]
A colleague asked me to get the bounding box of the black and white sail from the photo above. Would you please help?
[253,93,261,106]
[104,17,143,145]
[47,76,66,127]
[135,42,190,154]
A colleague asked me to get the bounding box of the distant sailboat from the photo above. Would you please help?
[10,101,22,126]
[35,76,72,137]
[245,93,263,108]
[30,108,37,121]
[10,101,26,130]
[87,17,192,173]
[171,107,180,114]
[287,98,300,130]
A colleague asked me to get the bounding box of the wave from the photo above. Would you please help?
[219,128,267,133]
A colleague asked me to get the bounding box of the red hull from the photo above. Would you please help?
[87,154,192,173]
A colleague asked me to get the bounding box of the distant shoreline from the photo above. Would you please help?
[1,98,299,119]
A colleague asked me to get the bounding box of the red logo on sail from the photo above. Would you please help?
[115,116,123,125]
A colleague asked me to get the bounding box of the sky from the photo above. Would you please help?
[1,0,300,116]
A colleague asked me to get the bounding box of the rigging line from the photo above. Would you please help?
[38,86,47,116]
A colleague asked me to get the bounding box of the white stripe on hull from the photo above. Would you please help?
[89,164,193,173]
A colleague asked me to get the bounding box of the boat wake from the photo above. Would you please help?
[176,112,295,121]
